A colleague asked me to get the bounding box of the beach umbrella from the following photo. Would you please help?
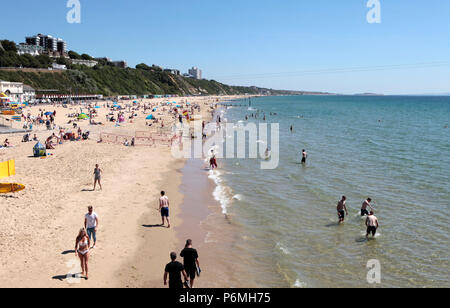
[146,114,154,120]
[44,112,53,116]
[95,106,101,109]
[78,113,89,120]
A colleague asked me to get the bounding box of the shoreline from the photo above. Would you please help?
[172,99,263,288]
[0,94,254,288]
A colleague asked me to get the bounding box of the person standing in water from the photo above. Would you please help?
[366,211,379,239]
[93,164,102,191]
[301,149,307,164]
[361,198,373,216]
[159,191,171,228]
[337,196,348,223]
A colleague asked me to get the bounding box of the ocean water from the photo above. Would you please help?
[202,95,449,288]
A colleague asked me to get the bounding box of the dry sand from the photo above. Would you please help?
[0,95,249,288]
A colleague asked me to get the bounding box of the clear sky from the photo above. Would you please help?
[1,0,450,94]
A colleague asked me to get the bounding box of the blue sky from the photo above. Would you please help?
[1,0,450,94]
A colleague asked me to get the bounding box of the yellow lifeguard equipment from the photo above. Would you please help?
[0,160,26,193]
[0,160,15,179]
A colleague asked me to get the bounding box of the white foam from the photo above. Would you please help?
[233,194,243,201]
[208,170,231,214]
[293,279,307,288]
[276,242,291,255]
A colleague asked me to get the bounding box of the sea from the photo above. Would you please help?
[179,95,450,288]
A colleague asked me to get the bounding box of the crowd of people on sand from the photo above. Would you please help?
[65,98,214,286]
[2,97,224,286]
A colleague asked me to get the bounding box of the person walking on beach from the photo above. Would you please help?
[159,191,171,228]
[180,239,200,288]
[361,198,373,216]
[301,149,307,164]
[164,252,189,289]
[93,164,102,191]
[337,196,348,223]
[75,228,90,280]
[365,211,379,239]
[84,206,99,248]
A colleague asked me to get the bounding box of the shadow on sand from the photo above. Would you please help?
[142,224,166,228]
[52,273,84,281]
[0,195,18,199]
[61,250,76,255]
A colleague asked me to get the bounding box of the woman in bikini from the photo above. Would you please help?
[75,228,90,280]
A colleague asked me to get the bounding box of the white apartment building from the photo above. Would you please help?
[16,44,45,56]
[71,59,98,67]
[188,67,202,79]
[52,63,67,70]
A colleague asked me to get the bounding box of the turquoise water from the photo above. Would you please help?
[209,95,449,288]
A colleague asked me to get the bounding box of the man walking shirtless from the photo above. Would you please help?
[159,191,171,228]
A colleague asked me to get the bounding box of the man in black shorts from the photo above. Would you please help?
[361,198,373,216]
[337,196,348,223]
[366,212,379,239]
[164,252,189,289]
[180,239,200,288]
[301,149,307,164]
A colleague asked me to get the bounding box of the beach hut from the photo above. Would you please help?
[33,142,46,157]
[146,114,154,120]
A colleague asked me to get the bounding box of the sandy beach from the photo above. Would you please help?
[0,94,249,288]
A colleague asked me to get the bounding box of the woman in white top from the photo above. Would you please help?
[75,228,90,280]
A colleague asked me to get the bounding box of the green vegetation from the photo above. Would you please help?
[0,40,53,69]
[0,64,267,96]
[0,44,281,96]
